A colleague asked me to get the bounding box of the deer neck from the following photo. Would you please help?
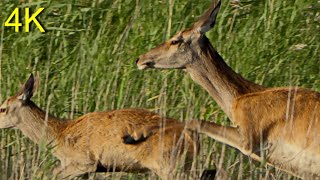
[186,36,264,117]
[16,101,67,144]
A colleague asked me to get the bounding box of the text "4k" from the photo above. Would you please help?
[5,8,45,32]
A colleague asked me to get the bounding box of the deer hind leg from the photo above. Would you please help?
[140,130,194,180]
[186,119,262,162]
[140,156,173,180]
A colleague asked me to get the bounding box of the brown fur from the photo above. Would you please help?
[136,1,320,178]
[0,75,198,179]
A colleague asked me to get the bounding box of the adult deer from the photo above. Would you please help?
[135,1,320,178]
[0,74,203,179]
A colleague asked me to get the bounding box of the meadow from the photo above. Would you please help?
[0,0,319,179]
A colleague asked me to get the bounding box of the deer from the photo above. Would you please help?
[135,0,320,178]
[0,74,208,180]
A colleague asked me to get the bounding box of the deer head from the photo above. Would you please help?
[0,74,37,128]
[136,1,221,70]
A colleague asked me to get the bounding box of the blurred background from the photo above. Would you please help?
[0,0,319,179]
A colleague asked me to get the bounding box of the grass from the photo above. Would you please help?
[0,0,319,179]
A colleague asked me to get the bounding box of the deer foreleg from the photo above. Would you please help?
[186,119,262,162]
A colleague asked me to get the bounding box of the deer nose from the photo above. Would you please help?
[135,58,140,64]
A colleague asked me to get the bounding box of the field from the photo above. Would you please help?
[0,0,319,179]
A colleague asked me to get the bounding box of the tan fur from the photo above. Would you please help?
[0,75,199,179]
[136,1,320,178]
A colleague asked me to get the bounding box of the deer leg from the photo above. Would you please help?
[186,120,262,162]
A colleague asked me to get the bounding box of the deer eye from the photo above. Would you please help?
[171,39,181,45]
[0,108,6,113]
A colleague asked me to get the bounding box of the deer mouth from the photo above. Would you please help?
[136,60,155,70]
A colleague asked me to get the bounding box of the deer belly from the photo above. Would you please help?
[97,145,151,173]
[96,160,148,173]
[266,140,320,178]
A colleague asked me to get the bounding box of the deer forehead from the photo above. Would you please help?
[1,95,21,107]
[181,28,196,38]
[7,96,18,104]
[168,29,190,40]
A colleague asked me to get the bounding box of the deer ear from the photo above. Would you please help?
[18,73,39,101]
[193,1,221,34]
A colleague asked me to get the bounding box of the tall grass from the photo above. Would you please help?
[0,0,319,179]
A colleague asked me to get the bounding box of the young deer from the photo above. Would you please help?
[0,74,201,179]
[136,1,320,178]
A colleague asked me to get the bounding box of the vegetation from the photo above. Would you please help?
[0,0,319,179]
